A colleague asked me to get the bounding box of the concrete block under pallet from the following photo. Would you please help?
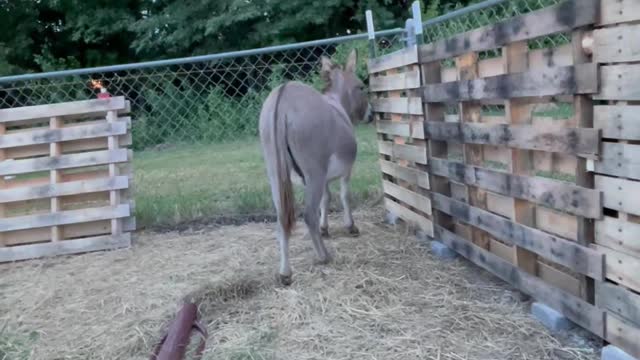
[431,240,458,260]
[531,302,574,332]
[602,345,638,360]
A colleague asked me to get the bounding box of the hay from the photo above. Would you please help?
[0,208,600,360]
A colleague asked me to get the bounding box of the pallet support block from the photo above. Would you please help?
[531,302,574,332]
[602,346,639,360]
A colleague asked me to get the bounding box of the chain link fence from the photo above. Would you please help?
[0,0,569,229]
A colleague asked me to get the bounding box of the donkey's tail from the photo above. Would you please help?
[271,83,296,237]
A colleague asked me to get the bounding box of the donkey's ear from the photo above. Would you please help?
[321,56,335,73]
[345,49,358,73]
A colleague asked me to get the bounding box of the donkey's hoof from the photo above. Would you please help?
[276,273,293,286]
[347,225,360,237]
[313,255,332,266]
[321,227,330,238]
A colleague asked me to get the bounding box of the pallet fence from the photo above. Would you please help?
[0,96,135,262]
[369,0,640,357]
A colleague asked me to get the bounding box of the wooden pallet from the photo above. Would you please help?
[369,0,640,358]
[0,96,135,262]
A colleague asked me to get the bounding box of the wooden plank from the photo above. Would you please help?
[376,120,424,139]
[0,97,127,123]
[600,0,640,26]
[486,192,514,219]
[379,160,430,189]
[596,175,640,216]
[369,70,421,92]
[477,57,504,78]
[436,224,604,337]
[595,245,640,292]
[367,45,419,74]
[490,238,515,263]
[383,180,431,215]
[606,313,640,359]
[423,64,598,103]
[595,64,640,101]
[593,24,640,63]
[0,233,131,263]
[6,133,132,160]
[418,0,598,64]
[371,97,423,115]
[594,105,640,140]
[424,122,600,158]
[528,44,574,70]
[430,158,601,218]
[594,142,640,180]
[384,198,434,236]
[441,68,457,82]
[378,141,428,164]
[2,218,135,246]
[49,116,62,242]
[538,261,581,297]
[0,204,130,233]
[595,216,640,257]
[432,193,604,279]
[536,206,578,241]
[0,176,128,204]
[0,149,128,177]
[0,122,127,149]
[597,281,640,326]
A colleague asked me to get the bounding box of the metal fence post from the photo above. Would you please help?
[412,1,425,45]
[366,10,377,58]
[405,19,417,48]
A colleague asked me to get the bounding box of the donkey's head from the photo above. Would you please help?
[321,49,373,124]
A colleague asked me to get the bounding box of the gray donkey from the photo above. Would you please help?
[259,49,372,285]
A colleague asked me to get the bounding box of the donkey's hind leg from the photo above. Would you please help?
[304,177,331,264]
[320,183,330,238]
[340,175,359,236]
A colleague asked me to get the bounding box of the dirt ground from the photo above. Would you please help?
[0,208,602,360]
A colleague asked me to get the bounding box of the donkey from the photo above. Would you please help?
[259,49,372,285]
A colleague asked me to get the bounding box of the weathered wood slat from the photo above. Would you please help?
[599,0,640,25]
[2,218,135,246]
[379,160,430,189]
[0,122,127,149]
[486,192,514,219]
[0,149,128,176]
[594,143,640,180]
[606,313,640,360]
[596,175,640,216]
[370,70,421,92]
[377,120,424,139]
[423,64,598,102]
[378,141,428,164]
[0,233,131,263]
[595,65,640,101]
[424,121,600,158]
[7,133,132,160]
[536,206,578,241]
[597,281,640,326]
[431,193,604,279]
[0,204,130,233]
[418,0,598,64]
[0,176,128,204]
[430,158,601,218]
[528,43,574,70]
[595,216,640,257]
[593,24,640,63]
[538,261,581,297]
[383,180,431,215]
[371,97,423,115]
[436,225,604,337]
[384,198,434,236]
[594,106,640,140]
[595,245,640,292]
[367,46,419,74]
[0,97,127,123]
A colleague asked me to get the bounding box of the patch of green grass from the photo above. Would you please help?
[0,330,37,360]
[532,103,574,120]
[133,125,382,228]
[535,170,576,183]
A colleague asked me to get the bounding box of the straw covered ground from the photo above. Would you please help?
[0,208,601,360]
